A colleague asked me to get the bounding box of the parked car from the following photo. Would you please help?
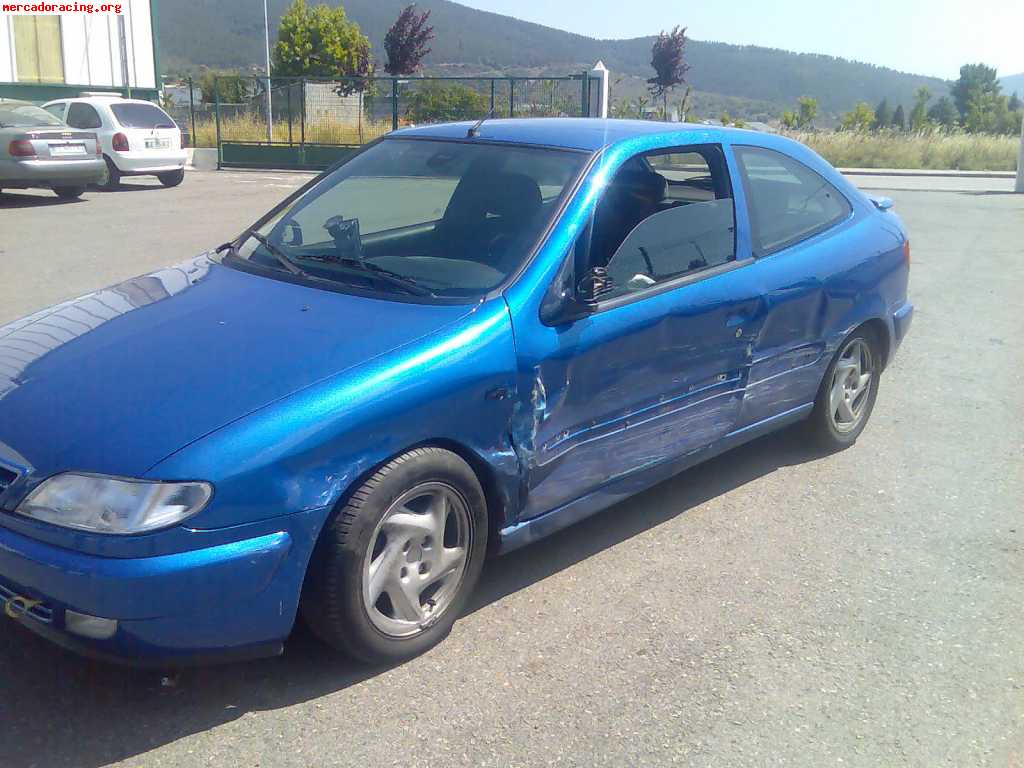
[41,95,186,190]
[0,120,912,666]
[0,99,104,199]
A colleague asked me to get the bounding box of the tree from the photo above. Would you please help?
[909,86,931,131]
[840,102,875,132]
[781,109,798,129]
[405,81,487,123]
[1009,93,1022,112]
[273,0,372,87]
[927,96,958,129]
[873,98,892,130]
[384,4,434,76]
[891,104,906,130]
[951,63,1000,120]
[796,96,817,128]
[197,70,249,104]
[648,26,689,118]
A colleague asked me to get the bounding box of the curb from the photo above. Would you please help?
[838,167,1015,179]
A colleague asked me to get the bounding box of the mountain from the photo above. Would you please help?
[157,0,948,118]
[1000,73,1024,97]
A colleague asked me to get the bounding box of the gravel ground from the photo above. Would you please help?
[0,172,1021,768]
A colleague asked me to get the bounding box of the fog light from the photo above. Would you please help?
[65,609,118,639]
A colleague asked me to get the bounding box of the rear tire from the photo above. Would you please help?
[53,186,85,199]
[301,447,488,664]
[97,157,121,191]
[804,328,880,451]
[157,169,185,187]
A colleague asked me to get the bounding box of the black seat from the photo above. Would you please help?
[590,167,667,267]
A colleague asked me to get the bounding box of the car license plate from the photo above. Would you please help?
[50,143,86,157]
[145,138,171,149]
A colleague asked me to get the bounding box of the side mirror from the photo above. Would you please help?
[545,266,614,325]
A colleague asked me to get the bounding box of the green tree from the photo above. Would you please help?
[405,81,487,123]
[796,95,817,128]
[909,86,931,131]
[273,0,372,84]
[781,109,798,129]
[927,96,958,128]
[950,63,1001,121]
[891,104,906,130]
[873,98,892,130]
[840,101,875,132]
[1009,93,1022,112]
[197,70,249,104]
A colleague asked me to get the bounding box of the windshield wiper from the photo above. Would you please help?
[242,230,312,278]
[304,255,434,297]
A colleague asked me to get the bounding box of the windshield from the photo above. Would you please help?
[232,138,589,300]
[0,104,65,128]
[110,103,176,129]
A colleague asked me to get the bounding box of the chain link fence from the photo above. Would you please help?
[178,73,601,156]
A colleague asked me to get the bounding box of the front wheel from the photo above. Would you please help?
[804,330,880,451]
[301,447,488,664]
[157,169,184,187]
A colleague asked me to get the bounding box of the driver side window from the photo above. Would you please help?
[582,145,736,301]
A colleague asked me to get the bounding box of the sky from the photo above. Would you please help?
[457,0,1023,80]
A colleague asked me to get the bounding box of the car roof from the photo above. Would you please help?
[390,118,773,152]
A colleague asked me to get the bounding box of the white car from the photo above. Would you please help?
[42,95,186,190]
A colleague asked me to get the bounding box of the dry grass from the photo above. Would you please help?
[190,113,393,147]
[785,129,1018,171]
[190,114,1019,172]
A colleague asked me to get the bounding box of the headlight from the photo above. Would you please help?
[16,473,212,534]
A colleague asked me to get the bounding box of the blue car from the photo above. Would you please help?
[0,119,912,665]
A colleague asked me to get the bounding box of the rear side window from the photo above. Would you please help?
[43,103,66,121]
[110,103,176,129]
[66,103,102,129]
[586,144,736,301]
[734,146,851,256]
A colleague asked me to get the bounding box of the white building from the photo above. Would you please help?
[0,1,160,103]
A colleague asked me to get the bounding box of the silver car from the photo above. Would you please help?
[0,99,105,199]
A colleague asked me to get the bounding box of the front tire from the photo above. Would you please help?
[158,168,185,187]
[301,447,488,664]
[804,329,880,451]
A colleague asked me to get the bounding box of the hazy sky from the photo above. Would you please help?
[457,0,1023,79]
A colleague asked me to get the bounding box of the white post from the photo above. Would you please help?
[591,61,609,119]
[1016,113,1023,193]
[263,0,273,143]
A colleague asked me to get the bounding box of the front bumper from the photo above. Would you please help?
[892,302,913,353]
[0,509,324,665]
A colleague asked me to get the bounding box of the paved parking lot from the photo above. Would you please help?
[0,171,1022,768]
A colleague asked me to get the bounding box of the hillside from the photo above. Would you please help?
[157,0,949,118]
[1000,73,1024,97]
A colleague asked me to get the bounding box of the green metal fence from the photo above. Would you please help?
[173,73,601,171]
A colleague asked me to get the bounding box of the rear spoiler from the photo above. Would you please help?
[868,195,894,212]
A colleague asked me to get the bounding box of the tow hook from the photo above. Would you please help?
[3,595,42,620]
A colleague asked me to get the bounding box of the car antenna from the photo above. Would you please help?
[466,108,495,138]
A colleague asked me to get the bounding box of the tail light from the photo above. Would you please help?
[903,239,911,267]
[8,139,36,157]
[95,135,102,155]
[111,132,130,152]
[180,132,186,149]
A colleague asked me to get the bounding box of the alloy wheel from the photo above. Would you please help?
[829,338,874,433]
[361,482,471,638]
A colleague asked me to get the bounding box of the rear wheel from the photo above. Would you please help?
[301,447,488,664]
[804,329,880,451]
[97,157,121,191]
[157,169,185,187]
[53,186,85,199]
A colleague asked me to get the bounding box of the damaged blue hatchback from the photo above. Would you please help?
[0,119,912,665]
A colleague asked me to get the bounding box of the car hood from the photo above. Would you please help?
[0,257,474,482]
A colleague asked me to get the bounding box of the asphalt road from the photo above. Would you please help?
[0,171,1021,768]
